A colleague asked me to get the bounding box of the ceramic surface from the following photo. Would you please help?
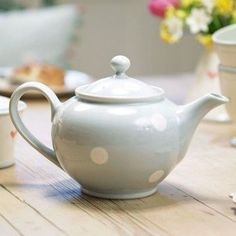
[9,56,228,199]
[0,96,26,168]
[219,67,236,122]
[213,25,236,67]
[213,26,236,146]
[187,48,229,122]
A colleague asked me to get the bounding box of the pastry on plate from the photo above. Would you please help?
[11,63,65,86]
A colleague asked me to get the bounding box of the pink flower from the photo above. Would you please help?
[148,0,179,18]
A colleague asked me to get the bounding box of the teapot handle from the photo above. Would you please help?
[9,82,62,168]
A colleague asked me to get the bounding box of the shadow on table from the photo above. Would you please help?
[36,178,231,212]
[1,176,232,212]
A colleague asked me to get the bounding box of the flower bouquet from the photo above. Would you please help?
[148,0,236,122]
[148,0,236,46]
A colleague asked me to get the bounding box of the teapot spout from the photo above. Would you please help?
[176,93,228,163]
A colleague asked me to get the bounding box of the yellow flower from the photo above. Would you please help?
[197,34,213,47]
[215,0,234,14]
[176,9,188,19]
[165,7,187,20]
[233,11,236,22]
[160,24,173,43]
[161,23,179,43]
[181,0,197,7]
[165,6,176,18]
[160,16,183,43]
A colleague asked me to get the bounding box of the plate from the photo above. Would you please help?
[0,67,94,98]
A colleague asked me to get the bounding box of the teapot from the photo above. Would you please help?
[9,56,228,199]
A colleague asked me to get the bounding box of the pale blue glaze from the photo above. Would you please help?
[9,56,229,199]
[52,97,179,195]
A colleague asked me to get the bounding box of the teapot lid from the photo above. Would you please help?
[0,96,26,115]
[75,56,164,103]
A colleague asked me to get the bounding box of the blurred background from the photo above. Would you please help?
[0,0,202,77]
[2,0,232,123]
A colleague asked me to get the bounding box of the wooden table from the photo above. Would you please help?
[1,100,236,236]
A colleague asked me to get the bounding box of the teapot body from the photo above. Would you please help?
[9,56,228,199]
[52,97,180,198]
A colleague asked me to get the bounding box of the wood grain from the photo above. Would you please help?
[0,214,20,236]
[1,100,236,236]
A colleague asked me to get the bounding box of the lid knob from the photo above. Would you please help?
[111,55,130,76]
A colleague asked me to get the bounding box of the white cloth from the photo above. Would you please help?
[0,4,78,67]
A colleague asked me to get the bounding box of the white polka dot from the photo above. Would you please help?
[90,147,109,165]
[151,114,167,131]
[148,170,164,183]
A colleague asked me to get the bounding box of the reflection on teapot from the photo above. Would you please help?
[9,56,228,199]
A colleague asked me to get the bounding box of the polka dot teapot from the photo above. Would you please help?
[9,56,228,199]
